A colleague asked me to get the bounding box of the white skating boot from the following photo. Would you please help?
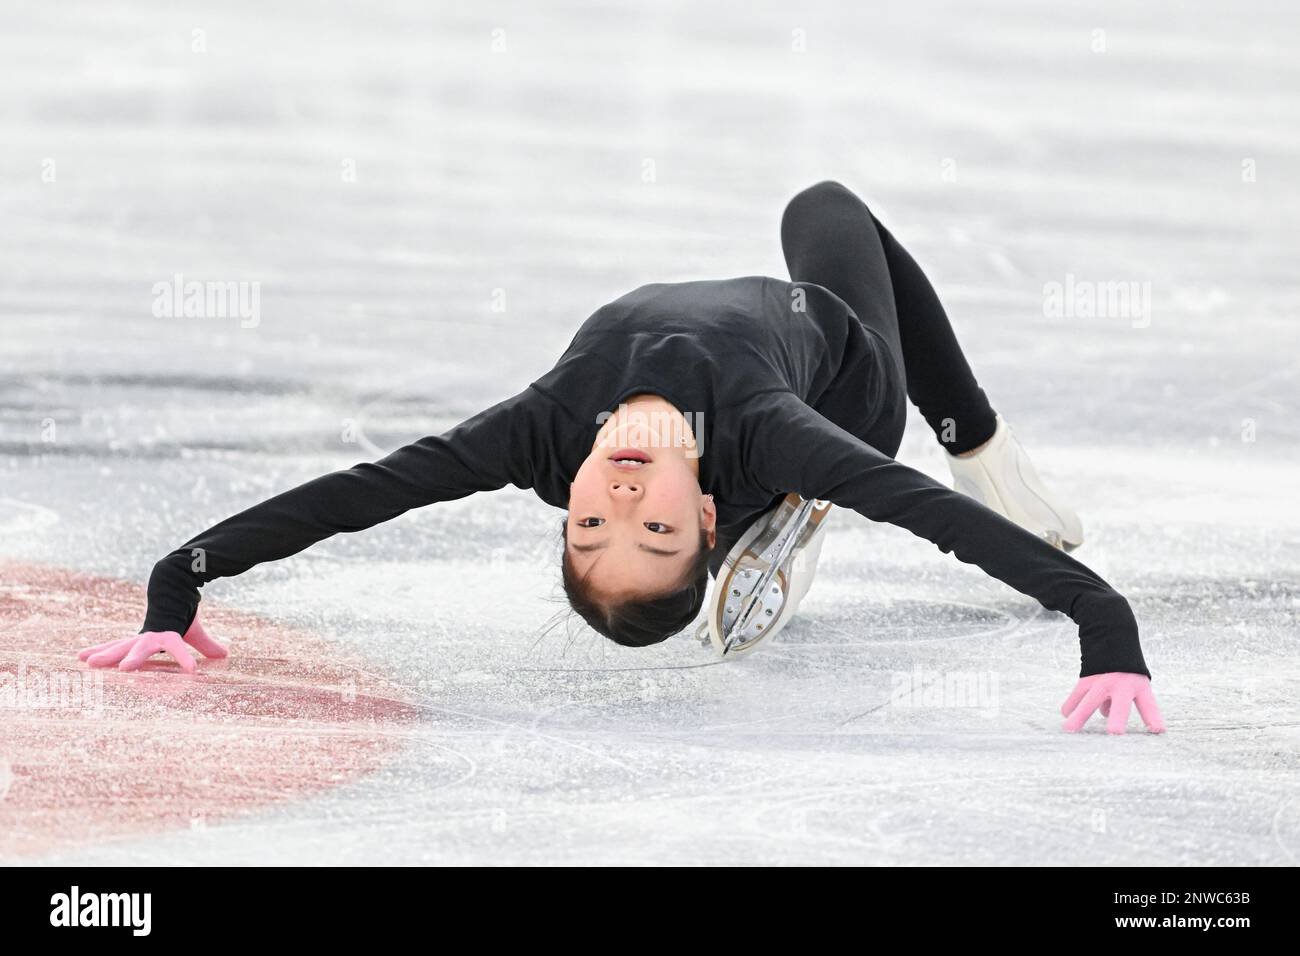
[697,494,834,657]
[945,415,1084,551]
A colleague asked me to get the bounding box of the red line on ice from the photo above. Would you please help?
[0,561,420,859]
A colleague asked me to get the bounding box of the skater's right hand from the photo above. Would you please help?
[77,616,229,673]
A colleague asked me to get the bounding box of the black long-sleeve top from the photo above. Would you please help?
[143,276,1149,678]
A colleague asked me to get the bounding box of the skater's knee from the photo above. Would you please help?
[802,179,854,199]
[783,180,870,223]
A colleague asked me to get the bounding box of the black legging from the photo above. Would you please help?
[780,181,998,456]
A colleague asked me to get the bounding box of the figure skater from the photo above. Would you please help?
[77,181,1165,735]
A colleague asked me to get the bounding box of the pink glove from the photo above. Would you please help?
[77,617,229,673]
[1061,672,1165,734]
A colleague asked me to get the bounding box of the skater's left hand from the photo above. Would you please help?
[1060,672,1165,734]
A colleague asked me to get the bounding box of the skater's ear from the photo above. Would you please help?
[701,493,717,547]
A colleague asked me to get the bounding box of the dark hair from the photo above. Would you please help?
[561,524,714,647]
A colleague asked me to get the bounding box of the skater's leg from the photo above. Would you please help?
[861,205,1081,545]
[872,215,998,455]
[779,181,1083,551]
[780,181,997,455]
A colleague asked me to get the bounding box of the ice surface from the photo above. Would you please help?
[1,0,1298,865]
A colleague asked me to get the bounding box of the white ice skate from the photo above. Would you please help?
[697,494,834,657]
[945,415,1084,551]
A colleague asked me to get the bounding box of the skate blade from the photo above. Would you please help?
[701,494,832,657]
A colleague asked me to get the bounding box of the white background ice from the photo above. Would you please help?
[1,0,1298,864]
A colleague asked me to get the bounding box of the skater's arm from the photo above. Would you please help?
[142,388,551,636]
[744,392,1149,679]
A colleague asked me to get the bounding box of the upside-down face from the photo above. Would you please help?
[566,396,716,600]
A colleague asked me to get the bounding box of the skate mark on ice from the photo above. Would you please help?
[0,498,61,536]
[1192,360,1300,411]
[396,694,642,777]
[785,599,1043,648]
[1273,798,1299,865]
[836,697,893,729]
[513,660,726,674]
[305,658,641,776]
[664,706,856,736]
